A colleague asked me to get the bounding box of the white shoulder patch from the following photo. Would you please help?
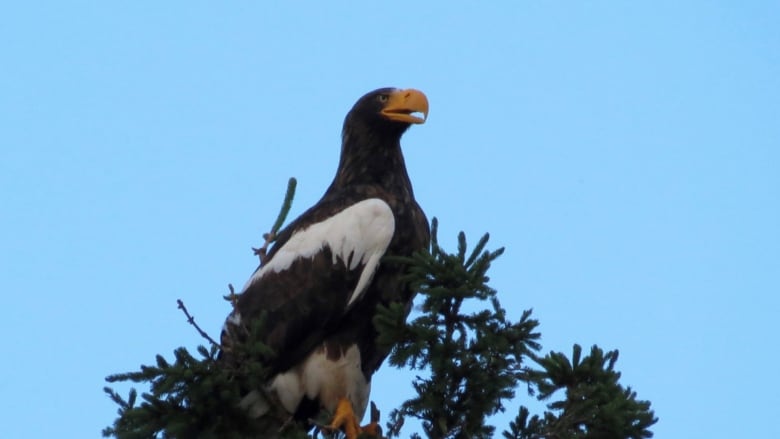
[242,198,395,307]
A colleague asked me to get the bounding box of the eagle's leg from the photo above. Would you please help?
[325,397,360,439]
[315,398,381,439]
[322,397,381,439]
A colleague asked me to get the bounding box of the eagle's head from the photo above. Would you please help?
[343,88,429,139]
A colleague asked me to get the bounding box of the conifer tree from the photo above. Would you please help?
[104,180,656,438]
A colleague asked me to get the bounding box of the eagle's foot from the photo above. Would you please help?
[325,397,360,439]
[318,397,379,439]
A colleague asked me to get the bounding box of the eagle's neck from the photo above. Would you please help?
[326,126,414,200]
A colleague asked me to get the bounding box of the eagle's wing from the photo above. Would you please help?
[222,197,394,373]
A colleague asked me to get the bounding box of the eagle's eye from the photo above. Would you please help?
[377,94,389,103]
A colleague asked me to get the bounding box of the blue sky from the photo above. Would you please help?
[1,2,778,437]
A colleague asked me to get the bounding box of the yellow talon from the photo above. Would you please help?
[327,397,360,439]
[323,397,380,439]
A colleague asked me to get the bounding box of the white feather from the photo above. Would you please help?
[268,344,370,419]
[241,198,395,307]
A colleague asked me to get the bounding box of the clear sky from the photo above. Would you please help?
[1,2,778,437]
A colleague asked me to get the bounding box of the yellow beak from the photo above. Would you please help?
[380,89,429,124]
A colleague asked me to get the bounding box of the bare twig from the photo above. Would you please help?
[277,415,298,434]
[370,401,381,425]
[177,299,222,348]
[252,232,276,266]
[223,283,239,309]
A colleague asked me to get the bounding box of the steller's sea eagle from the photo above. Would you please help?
[220,88,430,438]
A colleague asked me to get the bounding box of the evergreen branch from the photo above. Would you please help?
[104,180,305,439]
[272,177,297,235]
[505,345,657,439]
[254,177,297,264]
[379,220,656,439]
[177,299,222,348]
[380,220,541,439]
[102,324,306,438]
[104,202,657,438]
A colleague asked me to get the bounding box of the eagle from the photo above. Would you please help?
[221,88,430,438]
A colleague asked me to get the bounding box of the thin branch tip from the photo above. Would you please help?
[177,299,222,348]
